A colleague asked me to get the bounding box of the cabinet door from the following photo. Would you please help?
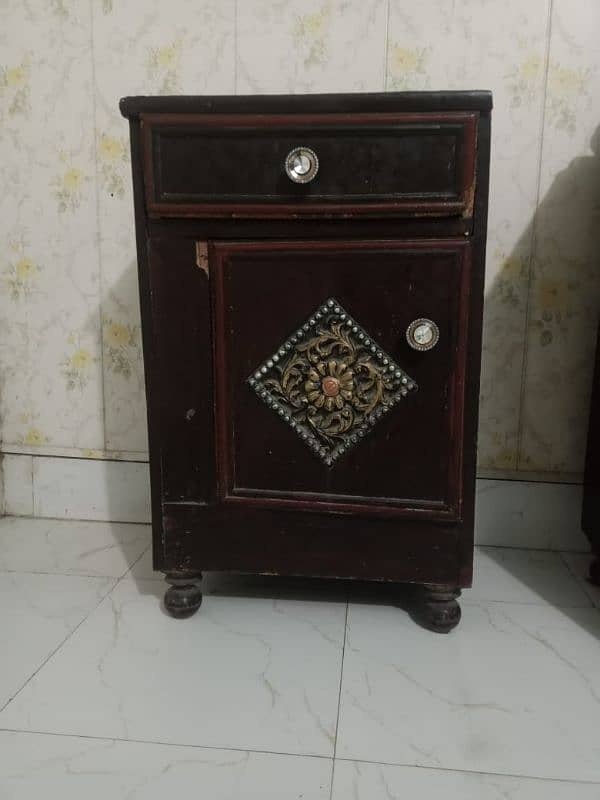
[211,239,471,521]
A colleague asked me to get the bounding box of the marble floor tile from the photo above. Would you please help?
[336,601,600,782]
[467,547,591,607]
[0,517,150,577]
[561,553,600,609]
[0,731,332,799]
[0,578,346,757]
[32,458,151,524]
[127,547,156,579]
[332,760,600,800]
[0,572,114,710]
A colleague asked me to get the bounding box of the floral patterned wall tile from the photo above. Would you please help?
[1,0,598,480]
[237,0,387,94]
[388,0,550,471]
[519,0,600,474]
[92,0,235,452]
[0,0,104,451]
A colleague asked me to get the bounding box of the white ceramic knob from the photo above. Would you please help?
[285,147,319,183]
[406,319,440,351]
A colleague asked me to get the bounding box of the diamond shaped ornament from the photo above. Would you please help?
[248,298,418,466]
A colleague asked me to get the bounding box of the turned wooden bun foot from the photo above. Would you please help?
[164,572,203,618]
[420,585,462,633]
[589,557,600,586]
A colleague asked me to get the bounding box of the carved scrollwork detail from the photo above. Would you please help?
[248,298,418,466]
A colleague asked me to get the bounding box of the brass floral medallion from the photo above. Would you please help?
[248,298,418,466]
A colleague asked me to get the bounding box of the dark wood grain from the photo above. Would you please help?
[141,111,477,219]
[147,237,214,505]
[126,118,165,571]
[457,109,491,586]
[122,91,492,629]
[120,90,493,119]
[162,503,463,585]
[210,238,471,520]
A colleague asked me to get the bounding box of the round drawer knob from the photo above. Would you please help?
[285,147,319,183]
[406,319,440,351]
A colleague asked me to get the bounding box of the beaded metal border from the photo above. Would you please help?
[247,297,418,466]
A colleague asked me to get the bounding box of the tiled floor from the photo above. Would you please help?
[1,516,599,798]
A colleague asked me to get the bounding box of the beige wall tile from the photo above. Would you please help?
[92,0,235,452]
[388,0,551,471]
[237,0,387,93]
[2,454,33,516]
[0,1,103,451]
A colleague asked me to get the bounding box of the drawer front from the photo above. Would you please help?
[211,238,471,520]
[142,112,477,219]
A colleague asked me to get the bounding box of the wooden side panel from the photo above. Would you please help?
[147,237,214,504]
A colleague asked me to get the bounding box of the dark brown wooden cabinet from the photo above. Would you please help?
[121,91,492,632]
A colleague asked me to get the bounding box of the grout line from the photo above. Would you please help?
[118,544,152,581]
[0,544,157,716]
[460,598,598,610]
[559,551,599,608]
[0,546,152,583]
[0,514,151,526]
[0,569,131,580]
[331,755,600,787]
[558,551,581,572]
[10,514,151,526]
[29,455,35,517]
[87,0,108,455]
[2,725,600,787]
[558,549,584,583]
[1,450,150,463]
[476,543,591,555]
[515,0,554,470]
[0,577,117,716]
[476,471,582,486]
[329,600,349,800]
[233,0,238,94]
[382,0,391,91]
[1,450,585,484]
[328,759,336,800]
[31,457,38,518]
[0,727,334,763]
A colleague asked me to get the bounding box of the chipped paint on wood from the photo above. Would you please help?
[462,178,476,219]
[196,241,209,276]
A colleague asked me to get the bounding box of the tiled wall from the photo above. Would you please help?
[1,0,599,481]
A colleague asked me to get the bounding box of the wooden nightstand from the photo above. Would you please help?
[121,91,492,632]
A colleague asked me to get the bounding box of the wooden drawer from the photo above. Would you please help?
[141,112,478,219]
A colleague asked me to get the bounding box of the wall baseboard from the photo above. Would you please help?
[2,453,151,524]
[0,453,590,552]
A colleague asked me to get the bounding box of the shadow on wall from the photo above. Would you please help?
[480,126,600,638]
[481,125,600,475]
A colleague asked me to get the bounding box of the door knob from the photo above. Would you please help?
[285,147,319,183]
[406,319,439,351]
